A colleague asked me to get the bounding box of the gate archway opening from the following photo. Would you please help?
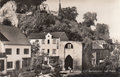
[64,55,73,70]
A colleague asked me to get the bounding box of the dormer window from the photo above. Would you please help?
[46,33,52,39]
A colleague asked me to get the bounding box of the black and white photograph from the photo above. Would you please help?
[0,0,120,77]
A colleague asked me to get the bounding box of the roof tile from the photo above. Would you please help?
[29,32,68,41]
[92,40,106,49]
[0,24,31,45]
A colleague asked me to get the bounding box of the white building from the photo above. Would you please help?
[0,25,31,74]
[0,33,8,75]
[29,32,82,71]
[29,32,68,56]
[59,41,82,70]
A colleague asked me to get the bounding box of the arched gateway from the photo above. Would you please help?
[65,55,73,70]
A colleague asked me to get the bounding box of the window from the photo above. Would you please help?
[68,44,72,48]
[24,49,29,54]
[52,49,56,54]
[47,49,50,54]
[5,48,12,55]
[42,39,45,44]
[0,60,4,71]
[7,62,13,68]
[65,43,73,49]
[48,40,50,44]
[57,40,59,49]
[42,49,45,52]
[35,40,39,42]
[53,39,56,44]
[22,58,31,67]
[16,48,20,55]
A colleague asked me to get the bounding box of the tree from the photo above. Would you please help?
[60,7,78,21]
[34,10,55,27]
[80,13,111,71]
[80,12,97,40]
[82,37,93,71]
[95,23,110,40]
[18,9,55,36]
[110,41,120,71]
[82,12,97,27]
[0,0,46,13]
[100,56,112,72]
[31,40,40,54]
[15,0,46,13]
[80,13,97,70]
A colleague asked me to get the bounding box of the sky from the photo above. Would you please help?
[45,0,120,41]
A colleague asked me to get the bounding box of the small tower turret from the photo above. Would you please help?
[58,0,61,16]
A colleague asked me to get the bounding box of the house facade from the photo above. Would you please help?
[0,53,7,75]
[91,40,110,67]
[0,41,7,75]
[29,33,61,56]
[0,25,31,74]
[4,45,31,71]
[0,32,9,75]
[29,32,82,71]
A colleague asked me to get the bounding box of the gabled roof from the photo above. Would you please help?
[0,24,31,45]
[0,32,8,41]
[29,33,47,39]
[29,32,68,41]
[51,32,68,41]
[92,40,106,49]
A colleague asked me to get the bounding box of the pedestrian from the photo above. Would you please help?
[68,67,71,73]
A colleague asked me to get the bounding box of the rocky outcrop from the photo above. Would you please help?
[0,1,18,27]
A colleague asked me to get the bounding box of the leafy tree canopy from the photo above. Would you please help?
[60,7,78,21]
[0,0,46,13]
[82,12,97,27]
[95,23,110,40]
[18,9,56,35]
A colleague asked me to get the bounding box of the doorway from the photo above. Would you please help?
[65,55,73,70]
[16,60,20,70]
